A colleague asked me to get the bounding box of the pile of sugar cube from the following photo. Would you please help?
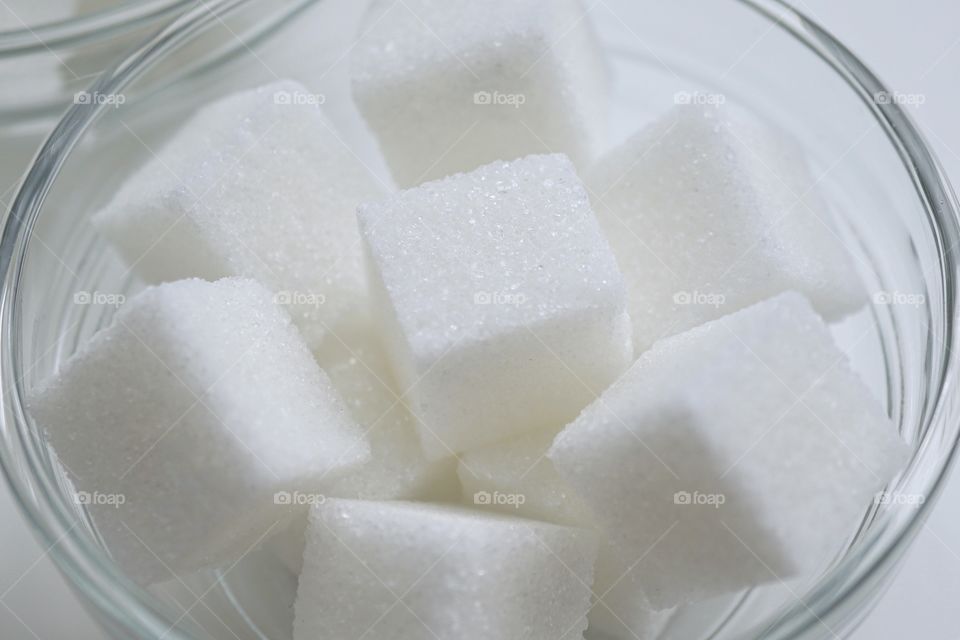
[29,0,909,638]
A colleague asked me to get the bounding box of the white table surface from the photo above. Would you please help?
[1,1,959,638]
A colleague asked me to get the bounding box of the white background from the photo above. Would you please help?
[1,1,959,638]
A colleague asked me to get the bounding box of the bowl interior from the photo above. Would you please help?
[5,0,955,638]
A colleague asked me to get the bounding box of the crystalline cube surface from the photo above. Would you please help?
[293,499,597,640]
[458,428,592,527]
[549,292,908,608]
[359,153,632,458]
[457,430,672,637]
[350,0,609,186]
[28,278,369,585]
[266,325,460,575]
[313,324,460,501]
[94,80,386,345]
[586,105,866,353]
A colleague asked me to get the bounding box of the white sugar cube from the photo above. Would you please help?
[265,327,460,576]
[359,154,632,458]
[549,293,908,608]
[350,0,609,187]
[315,325,460,502]
[458,429,592,527]
[293,499,597,640]
[94,80,386,346]
[457,431,673,638]
[29,278,369,585]
[587,105,866,353]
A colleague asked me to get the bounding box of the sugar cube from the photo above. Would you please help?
[29,278,369,585]
[549,292,908,608]
[586,105,866,353]
[350,0,609,187]
[293,499,598,640]
[457,430,673,638]
[358,154,632,458]
[266,326,460,576]
[458,428,592,527]
[93,80,387,346]
[315,324,460,501]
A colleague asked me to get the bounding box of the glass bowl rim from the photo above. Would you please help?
[0,0,192,57]
[1,0,958,637]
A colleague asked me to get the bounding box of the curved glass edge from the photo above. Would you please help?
[0,0,192,56]
[0,0,957,637]
[0,2,259,637]
[738,1,960,638]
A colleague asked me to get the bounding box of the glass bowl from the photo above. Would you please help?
[1,0,958,638]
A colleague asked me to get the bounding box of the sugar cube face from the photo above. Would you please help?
[29,278,369,585]
[293,499,597,640]
[587,105,866,353]
[267,327,461,576]
[458,428,592,527]
[359,154,632,458]
[457,431,674,638]
[549,293,908,608]
[94,80,386,346]
[313,324,460,502]
[350,0,609,187]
